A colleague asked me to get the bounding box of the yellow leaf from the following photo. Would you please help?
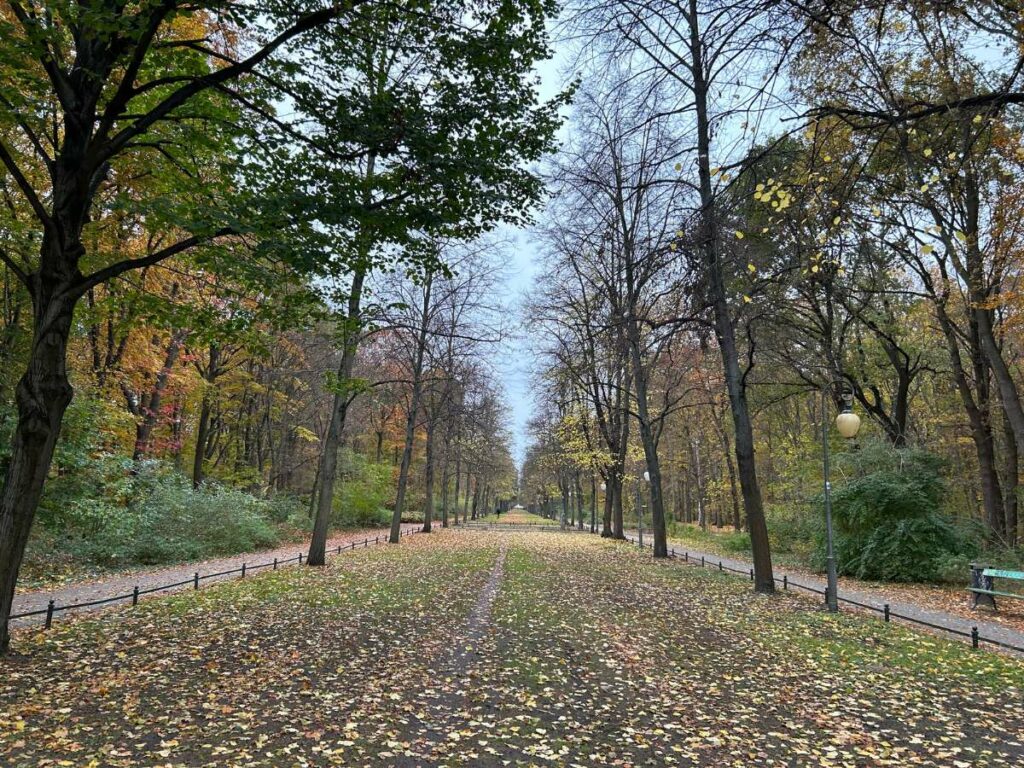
[735,230,744,239]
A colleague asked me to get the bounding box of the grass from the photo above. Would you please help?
[476,509,559,526]
[2,530,1023,766]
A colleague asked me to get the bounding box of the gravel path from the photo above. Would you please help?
[619,531,1024,653]
[11,524,420,627]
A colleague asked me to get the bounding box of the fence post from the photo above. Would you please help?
[337,545,342,554]
[971,626,979,649]
[299,552,303,565]
[132,586,139,606]
[749,568,754,581]
[685,552,688,562]
[241,563,246,579]
[701,556,705,567]
[719,561,723,572]
[364,538,368,547]
[273,557,278,571]
[783,575,788,590]
[194,572,200,590]
[45,599,55,629]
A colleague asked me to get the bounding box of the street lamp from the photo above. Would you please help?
[822,382,861,612]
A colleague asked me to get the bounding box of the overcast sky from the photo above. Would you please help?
[495,49,573,467]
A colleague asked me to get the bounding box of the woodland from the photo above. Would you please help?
[2,0,1024,664]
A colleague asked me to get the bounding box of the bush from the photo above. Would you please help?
[33,461,284,567]
[766,502,820,560]
[332,450,393,527]
[824,442,978,582]
[719,531,752,553]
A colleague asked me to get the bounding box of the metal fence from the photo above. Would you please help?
[435,523,1024,654]
[11,527,422,630]
[616,533,1024,655]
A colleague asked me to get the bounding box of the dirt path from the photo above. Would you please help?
[11,524,420,627]
[391,542,508,765]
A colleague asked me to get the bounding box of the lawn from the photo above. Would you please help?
[2,530,1022,766]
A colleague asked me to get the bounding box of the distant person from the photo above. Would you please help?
[496,507,501,521]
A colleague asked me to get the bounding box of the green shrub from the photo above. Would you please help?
[720,531,752,553]
[33,460,283,567]
[766,502,820,559]
[824,442,978,582]
[332,450,393,527]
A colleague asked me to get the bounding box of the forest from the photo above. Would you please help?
[2,0,1024,659]
[520,0,1024,591]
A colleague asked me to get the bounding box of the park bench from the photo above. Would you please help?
[969,564,1024,610]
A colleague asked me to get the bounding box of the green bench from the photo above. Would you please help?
[969,565,1024,610]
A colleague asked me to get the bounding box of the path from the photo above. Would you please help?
[620,530,1024,653]
[11,524,419,627]
[5,530,1024,767]
[464,521,1024,651]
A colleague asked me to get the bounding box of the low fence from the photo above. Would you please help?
[11,527,422,630]
[617,533,1024,655]
[463,522,1024,655]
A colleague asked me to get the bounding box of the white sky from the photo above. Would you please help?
[496,51,573,467]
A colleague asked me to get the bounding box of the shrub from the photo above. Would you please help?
[765,502,820,560]
[720,531,752,553]
[332,450,393,527]
[33,461,283,567]
[824,442,978,582]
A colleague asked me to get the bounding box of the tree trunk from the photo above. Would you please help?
[575,472,585,530]
[192,343,221,488]
[689,0,773,591]
[452,451,462,526]
[936,302,1006,536]
[1003,409,1019,546]
[390,273,433,544]
[612,474,625,539]
[629,346,668,556]
[132,329,185,461]
[0,278,76,654]
[308,267,366,565]
[192,391,213,488]
[601,472,613,537]
[423,419,435,533]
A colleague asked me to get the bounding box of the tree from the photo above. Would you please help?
[302,0,565,564]
[0,0,398,653]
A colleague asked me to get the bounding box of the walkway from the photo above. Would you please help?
[621,531,1024,653]
[11,524,419,627]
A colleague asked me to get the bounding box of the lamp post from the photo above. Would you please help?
[822,381,861,612]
